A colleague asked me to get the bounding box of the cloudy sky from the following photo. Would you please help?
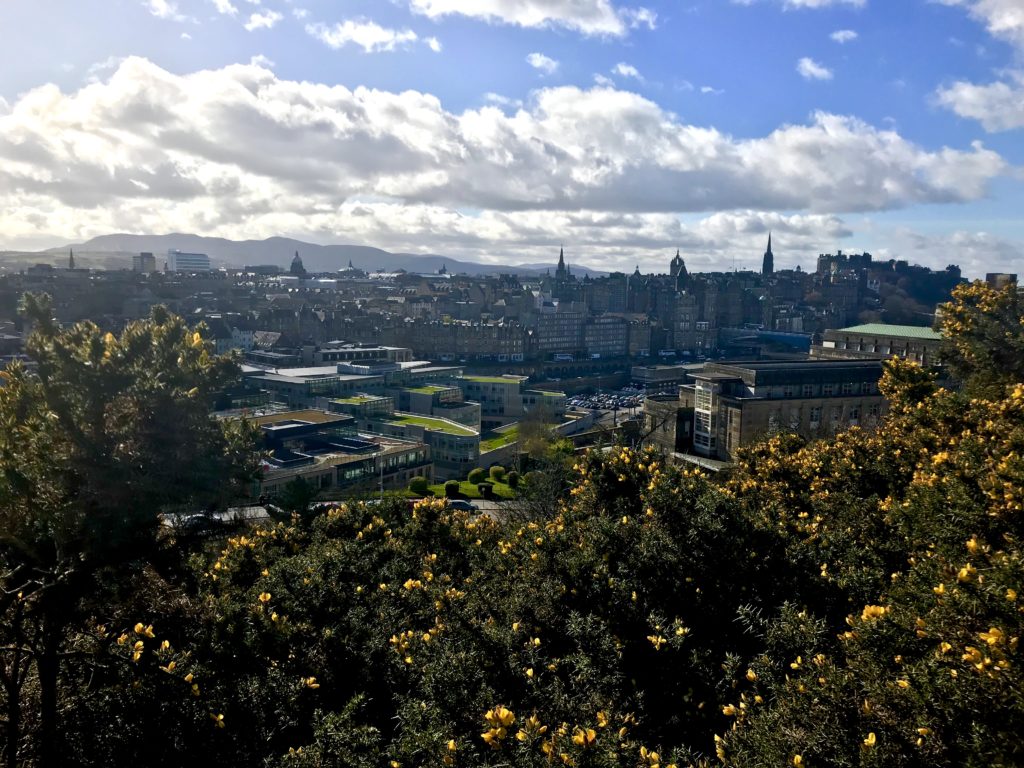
[1,0,1022,275]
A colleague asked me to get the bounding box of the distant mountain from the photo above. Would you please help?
[10,233,608,277]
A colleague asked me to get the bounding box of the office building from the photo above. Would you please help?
[133,252,157,273]
[644,360,886,463]
[167,250,211,272]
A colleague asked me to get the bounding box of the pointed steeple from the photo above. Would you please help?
[762,232,774,276]
[555,245,567,281]
[68,248,75,270]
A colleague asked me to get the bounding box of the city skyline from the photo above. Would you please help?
[1,0,1023,275]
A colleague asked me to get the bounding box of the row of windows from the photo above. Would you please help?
[765,381,880,399]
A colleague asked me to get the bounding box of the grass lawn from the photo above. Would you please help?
[480,425,519,452]
[461,376,524,385]
[426,480,517,500]
[387,413,477,436]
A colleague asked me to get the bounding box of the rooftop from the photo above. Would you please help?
[460,375,526,385]
[481,424,519,451]
[384,413,478,437]
[253,410,354,427]
[331,395,385,405]
[405,385,453,394]
[835,323,943,341]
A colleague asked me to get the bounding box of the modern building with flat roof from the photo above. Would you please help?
[812,323,942,365]
[252,410,431,497]
[166,250,211,273]
[644,359,887,463]
[355,412,480,481]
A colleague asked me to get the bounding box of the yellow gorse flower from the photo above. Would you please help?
[572,728,596,748]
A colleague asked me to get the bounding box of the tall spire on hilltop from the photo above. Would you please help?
[762,232,774,276]
[68,249,75,270]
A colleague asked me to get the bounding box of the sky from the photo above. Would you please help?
[0,0,1022,276]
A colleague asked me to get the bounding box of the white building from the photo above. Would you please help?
[167,250,211,272]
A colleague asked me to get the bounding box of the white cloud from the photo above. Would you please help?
[181,31,192,39]
[797,57,834,80]
[932,1,1024,131]
[210,0,238,15]
[612,62,643,81]
[0,57,1007,268]
[425,36,443,52]
[621,7,657,28]
[734,0,865,8]
[306,20,420,52]
[701,85,724,95]
[936,71,1024,131]
[526,52,559,74]
[408,0,655,37]
[783,0,865,7]
[830,29,858,43]
[244,10,282,31]
[593,74,614,86]
[292,7,309,20]
[484,93,523,108]
[932,0,1024,50]
[144,0,193,22]
[250,54,275,68]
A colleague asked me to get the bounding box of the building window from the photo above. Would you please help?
[803,384,814,398]
[823,383,835,397]
[810,407,822,424]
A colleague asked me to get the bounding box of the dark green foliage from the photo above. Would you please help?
[467,468,487,484]
[278,477,318,516]
[408,476,430,495]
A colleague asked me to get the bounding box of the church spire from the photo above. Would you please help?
[556,245,567,281]
[762,232,774,276]
[68,248,75,270]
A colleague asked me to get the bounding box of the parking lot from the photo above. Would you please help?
[568,387,645,412]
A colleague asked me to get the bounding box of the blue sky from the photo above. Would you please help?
[0,0,1022,275]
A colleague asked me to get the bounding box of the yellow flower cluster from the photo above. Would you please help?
[481,705,515,749]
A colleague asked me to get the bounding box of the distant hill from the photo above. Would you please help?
[0,233,607,277]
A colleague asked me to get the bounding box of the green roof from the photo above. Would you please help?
[332,396,381,405]
[525,389,566,398]
[461,376,524,385]
[837,324,943,341]
[406,385,452,394]
[385,413,477,437]
[481,425,519,451]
